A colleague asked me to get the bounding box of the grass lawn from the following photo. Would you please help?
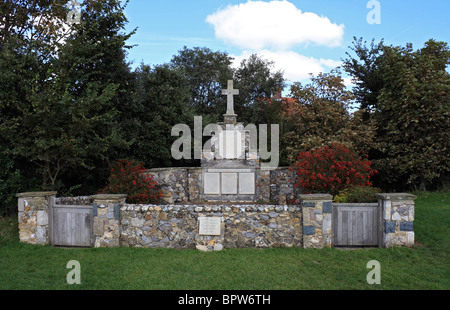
[0,191,448,290]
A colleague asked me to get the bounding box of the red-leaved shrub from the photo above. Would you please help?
[100,159,162,204]
[292,143,377,195]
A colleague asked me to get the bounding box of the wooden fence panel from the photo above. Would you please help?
[333,203,379,247]
[51,204,93,247]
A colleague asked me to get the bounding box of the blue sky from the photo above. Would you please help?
[122,0,450,87]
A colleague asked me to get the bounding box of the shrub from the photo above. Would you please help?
[333,186,382,203]
[0,152,39,216]
[100,159,162,204]
[292,143,377,196]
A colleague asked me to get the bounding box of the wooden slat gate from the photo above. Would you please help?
[50,203,94,247]
[332,203,380,247]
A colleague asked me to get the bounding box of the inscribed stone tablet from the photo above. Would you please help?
[218,131,242,159]
[221,173,238,194]
[239,172,255,195]
[204,173,220,195]
[199,217,222,235]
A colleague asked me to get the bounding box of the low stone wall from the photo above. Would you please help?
[16,192,56,245]
[16,192,417,250]
[376,193,416,247]
[120,204,302,250]
[145,166,301,204]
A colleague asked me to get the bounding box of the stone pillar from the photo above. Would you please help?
[16,192,57,245]
[300,194,333,248]
[376,193,416,248]
[91,194,127,248]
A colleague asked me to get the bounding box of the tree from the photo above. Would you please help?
[281,69,375,164]
[170,47,286,126]
[342,37,385,116]
[233,53,286,124]
[343,38,450,190]
[170,46,233,123]
[0,0,135,190]
[374,40,450,190]
[121,63,195,168]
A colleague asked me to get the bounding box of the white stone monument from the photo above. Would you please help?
[201,80,259,202]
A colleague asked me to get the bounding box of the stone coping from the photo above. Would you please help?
[376,193,417,200]
[145,166,294,172]
[91,194,128,200]
[121,204,301,212]
[332,202,379,207]
[16,192,57,198]
[299,194,333,201]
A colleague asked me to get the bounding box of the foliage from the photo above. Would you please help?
[233,53,286,124]
[0,0,135,190]
[0,151,39,216]
[343,38,450,190]
[281,69,376,164]
[333,185,382,203]
[170,47,286,125]
[292,143,377,196]
[375,40,450,190]
[342,37,385,115]
[170,46,234,122]
[120,64,195,168]
[100,159,162,204]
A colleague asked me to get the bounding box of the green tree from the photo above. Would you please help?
[121,64,195,168]
[0,0,135,190]
[374,40,450,190]
[343,38,450,190]
[170,46,233,123]
[282,69,375,164]
[342,37,385,116]
[233,53,286,124]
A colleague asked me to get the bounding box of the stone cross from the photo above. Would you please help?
[222,80,239,115]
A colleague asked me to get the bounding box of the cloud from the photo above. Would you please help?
[206,0,344,50]
[232,50,342,82]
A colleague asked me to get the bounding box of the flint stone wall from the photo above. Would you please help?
[145,167,301,204]
[17,192,416,250]
[16,192,56,245]
[120,204,302,249]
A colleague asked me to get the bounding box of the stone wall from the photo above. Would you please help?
[16,192,416,250]
[300,194,333,249]
[145,166,301,204]
[376,193,416,247]
[92,194,127,248]
[119,204,302,250]
[16,192,56,245]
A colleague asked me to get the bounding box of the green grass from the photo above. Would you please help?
[1,191,449,290]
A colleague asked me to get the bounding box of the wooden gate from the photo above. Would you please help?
[332,203,380,247]
[50,203,94,247]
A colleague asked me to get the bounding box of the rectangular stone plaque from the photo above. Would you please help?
[221,173,238,194]
[218,131,243,159]
[239,172,255,195]
[198,217,222,235]
[204,172,220,195]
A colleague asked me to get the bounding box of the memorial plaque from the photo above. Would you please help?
[239,172,255,194]
[198,217,222,235]
[221,173,238,194]
[204,172,220,195]
[218,131,243,159]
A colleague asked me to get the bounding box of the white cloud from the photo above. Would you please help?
[232,50,342,83]
[206,0,344,50]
